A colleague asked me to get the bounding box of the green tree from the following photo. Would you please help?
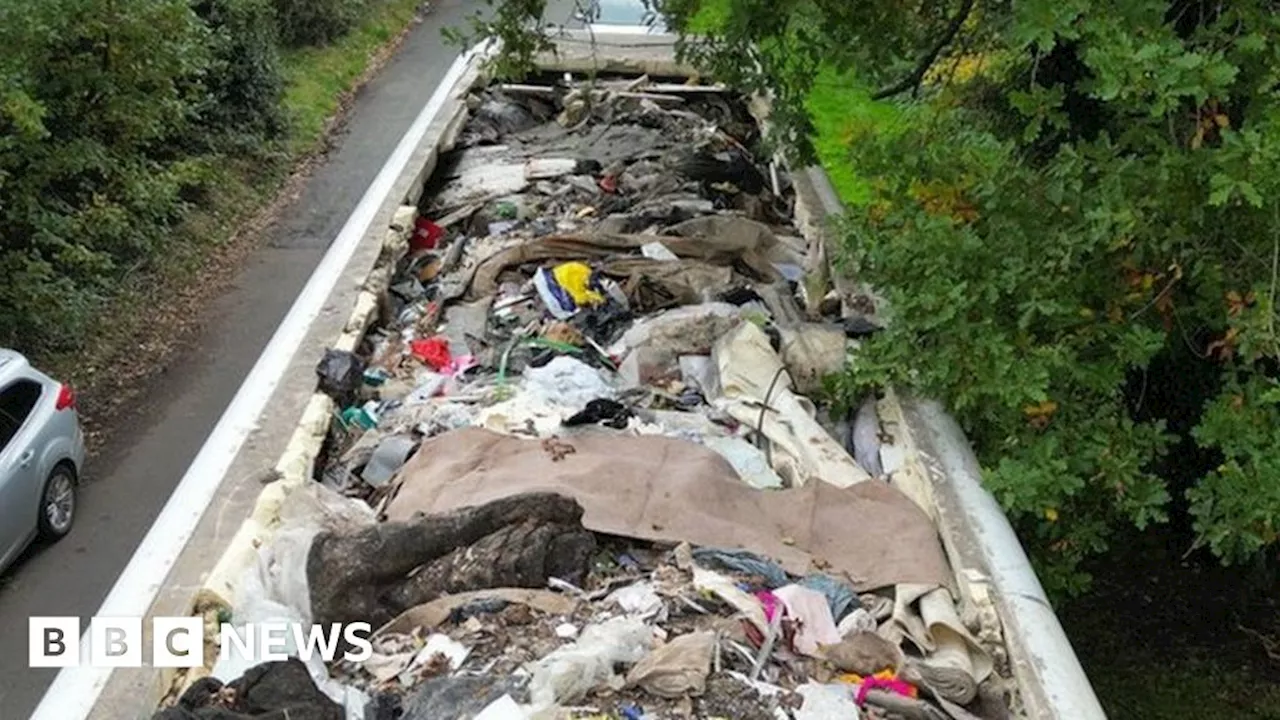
[458,0,1280,595]
[0,0,212,351]
[272,0,366,47]
[191,0,288,152]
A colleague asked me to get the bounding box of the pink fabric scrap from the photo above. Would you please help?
[772,583,842,658]
[855,676,917,706]
[755,590,781,623]
[445,354,479,377]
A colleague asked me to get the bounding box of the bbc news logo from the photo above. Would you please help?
[29,617,373,668]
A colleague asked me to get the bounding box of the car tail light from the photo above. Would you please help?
[55,384,76,411]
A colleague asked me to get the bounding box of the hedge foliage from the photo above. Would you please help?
[0,0,380,353]
[273,0,367,47]
[679,0,1280,596]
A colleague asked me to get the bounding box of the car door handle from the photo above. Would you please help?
[18,450,34,467]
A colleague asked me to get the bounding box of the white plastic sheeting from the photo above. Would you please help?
[212,483,378,718]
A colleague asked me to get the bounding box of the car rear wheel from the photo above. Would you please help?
[37,465,77,541]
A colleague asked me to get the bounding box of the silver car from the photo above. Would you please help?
[577,0,669,33]
[0,348,85,573]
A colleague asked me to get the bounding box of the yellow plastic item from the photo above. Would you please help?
[552,261,605,307]
[837,668,898,684]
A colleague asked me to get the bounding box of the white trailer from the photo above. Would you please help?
[31,29,1106,720]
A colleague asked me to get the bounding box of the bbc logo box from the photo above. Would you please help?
[29,616,205,668]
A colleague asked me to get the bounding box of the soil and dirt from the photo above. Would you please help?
[1063,529,1280,719]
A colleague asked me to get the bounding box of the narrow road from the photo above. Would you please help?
[0,2,576,715]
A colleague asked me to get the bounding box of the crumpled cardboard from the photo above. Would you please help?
[383,427,952,592]
[625,630,716,698]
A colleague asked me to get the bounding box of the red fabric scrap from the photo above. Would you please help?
[410,336,451,371]
[412,218,444,251]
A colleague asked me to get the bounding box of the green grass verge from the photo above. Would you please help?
[805,67,906,206]
[686,0,903,206]
[1083,650,1280,720]
[281,0,425,153]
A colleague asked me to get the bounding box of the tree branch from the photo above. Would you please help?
[872,0,976,100]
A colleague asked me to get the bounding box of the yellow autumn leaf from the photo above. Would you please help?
[1044,508,1059,522]
[1023,400,1058,418]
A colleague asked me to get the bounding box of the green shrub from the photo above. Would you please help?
[818,13,1280,595]
[825,113,1181,594]
[0,0,211,351]
[192,0,288,152]
[273,0,367,48]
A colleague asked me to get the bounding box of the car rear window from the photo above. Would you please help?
[0,379,43,453]
[593,0,653,24]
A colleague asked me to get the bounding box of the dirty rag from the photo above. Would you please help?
[689,547,789,588]
[798,573,861,623]
[409,337,452,371]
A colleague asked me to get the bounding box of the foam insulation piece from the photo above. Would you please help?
[391,204,417,233]
[198,392,334,608]
[342,292,382,339]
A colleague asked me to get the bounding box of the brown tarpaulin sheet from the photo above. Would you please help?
[383,427,952,592]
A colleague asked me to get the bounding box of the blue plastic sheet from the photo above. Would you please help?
[690,548,861,621]
[798,573,861,623]
[691,547,789,587]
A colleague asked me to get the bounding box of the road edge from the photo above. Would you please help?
[28,39,490,720]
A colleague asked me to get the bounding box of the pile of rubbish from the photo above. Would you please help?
[155,75,1018,720]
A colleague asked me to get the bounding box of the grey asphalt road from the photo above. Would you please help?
[0,1,580,715]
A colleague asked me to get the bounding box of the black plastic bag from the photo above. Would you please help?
[563,398,632,429]
[401,675,524,720]
[151,658,342,720]
[316,348,366,400]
